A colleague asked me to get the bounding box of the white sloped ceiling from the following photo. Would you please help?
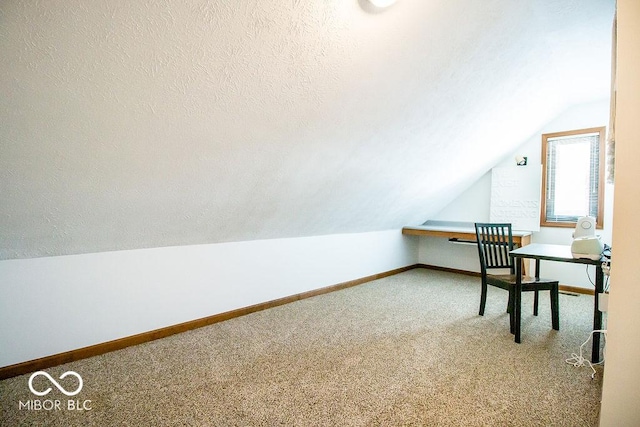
[0,0,615,259]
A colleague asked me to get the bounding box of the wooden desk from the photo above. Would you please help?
[510,243,606,363]
[402,221,532,247]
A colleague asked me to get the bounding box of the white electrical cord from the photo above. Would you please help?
[565,329,607,379]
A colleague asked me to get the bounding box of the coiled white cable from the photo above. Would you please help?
[565,329,607,379]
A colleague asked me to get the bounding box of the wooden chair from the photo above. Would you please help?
[474,223,559,342]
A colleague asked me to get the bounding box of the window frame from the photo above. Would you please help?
[540,126,606,229]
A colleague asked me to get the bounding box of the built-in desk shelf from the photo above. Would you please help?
[402,220,532,247]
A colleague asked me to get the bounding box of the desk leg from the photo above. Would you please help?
[533,259,541,316]
[514,258,522,344]
[592,265,604,363]
[520,235,532,277]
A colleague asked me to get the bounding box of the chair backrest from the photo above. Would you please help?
[474,223,515,273]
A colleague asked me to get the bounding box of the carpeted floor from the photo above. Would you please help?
[0,268,605,426]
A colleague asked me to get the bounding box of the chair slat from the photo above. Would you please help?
[475,223,513,270]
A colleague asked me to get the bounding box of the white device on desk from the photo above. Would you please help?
[571,216,604,260]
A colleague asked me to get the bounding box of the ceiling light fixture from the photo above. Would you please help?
[368,0,397,8]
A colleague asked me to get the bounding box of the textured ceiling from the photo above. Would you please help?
[0,0,615,260]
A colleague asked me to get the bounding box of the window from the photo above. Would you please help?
[540,127,605,229]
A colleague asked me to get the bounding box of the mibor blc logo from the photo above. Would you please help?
[29,371,83,396]
[19,370,92,411]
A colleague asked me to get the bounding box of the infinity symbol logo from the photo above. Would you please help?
[28,371,83,397]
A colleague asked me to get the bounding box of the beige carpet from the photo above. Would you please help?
[0,268,605,426]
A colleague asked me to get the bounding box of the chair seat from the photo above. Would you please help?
[486,274,559,293]
[487,274,558,285]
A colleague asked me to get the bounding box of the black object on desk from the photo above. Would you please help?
[510,243,606,363]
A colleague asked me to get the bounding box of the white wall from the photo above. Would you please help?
[0,0,615,261]
[417,99,612,290]
[599,0,640,424]
[0,229,417,368]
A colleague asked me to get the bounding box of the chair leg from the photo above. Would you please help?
[508,289,515,334]
[533,290,539,316]
[479,281,488,316]
[514,286,522,343]
[551,284,560,330]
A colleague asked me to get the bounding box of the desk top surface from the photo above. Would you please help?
[510,243,604,264]
[403,221,532,237]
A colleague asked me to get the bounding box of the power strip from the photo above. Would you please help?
[599,293,609,312]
